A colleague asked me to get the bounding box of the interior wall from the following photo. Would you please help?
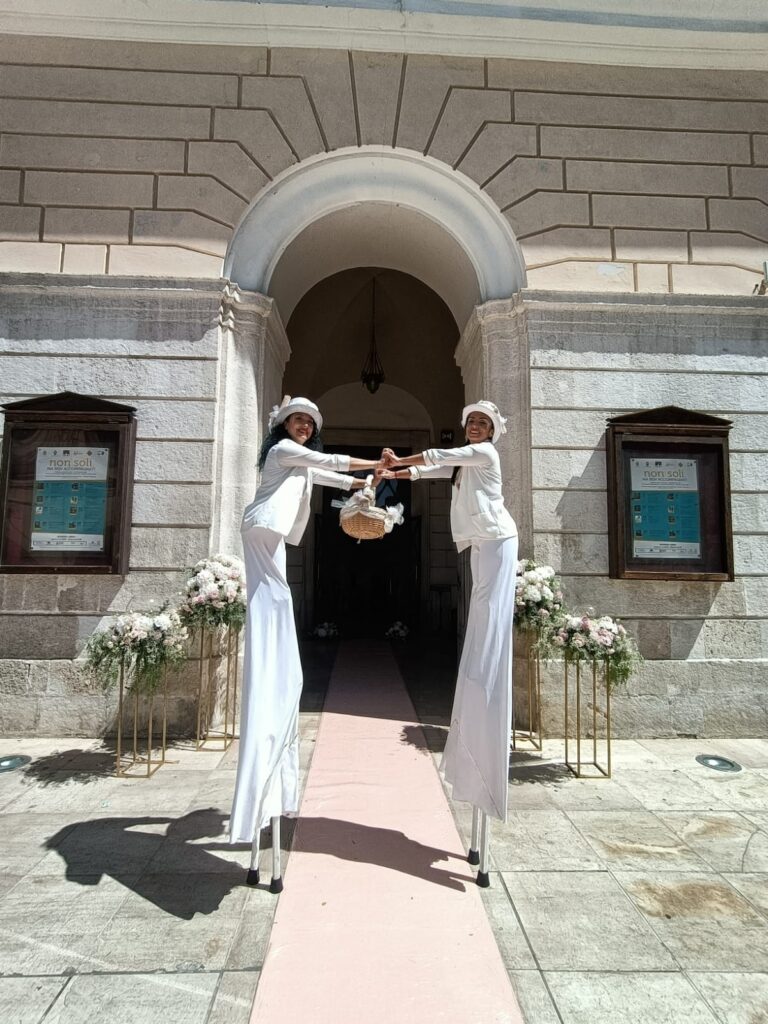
[283,268,464,443]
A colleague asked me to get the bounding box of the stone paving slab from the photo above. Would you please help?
[566,809,713,871]
[689,971,768,1024]
[544,972,721,1024]
[44,972,220,1024]
[614,871,768,972]
[657,811,768,873]
[500,870,678,972]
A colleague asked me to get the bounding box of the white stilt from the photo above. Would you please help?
[247,828,261,886]
[476,810,491,888]
[270,815,284,893]
[468,805,480,865]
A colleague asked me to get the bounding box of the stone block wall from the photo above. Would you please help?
[0,275,236,734]
[527,291,768,738]
[0,36,766,296]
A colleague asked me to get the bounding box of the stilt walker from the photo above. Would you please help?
[382,400,518,886]
[228,396,384,891]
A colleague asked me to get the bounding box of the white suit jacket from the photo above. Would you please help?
[410,441,517,552]
[242,439,354,545]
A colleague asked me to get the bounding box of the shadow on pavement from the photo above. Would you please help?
[22,748,116,786]
[292,815,472,892]
[44,807,246,919]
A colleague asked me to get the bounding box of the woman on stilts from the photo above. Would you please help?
[229,396,383,891]
[381,400,518,886]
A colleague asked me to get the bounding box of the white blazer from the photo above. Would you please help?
[242,439,354,546]
[410,441,517,552]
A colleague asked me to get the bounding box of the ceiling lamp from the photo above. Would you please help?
[360,276,385,394]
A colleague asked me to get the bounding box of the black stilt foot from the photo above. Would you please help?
[476,871,490,888]
[246,868,260,886]
[468,848,480,866]
[269,876,284,894]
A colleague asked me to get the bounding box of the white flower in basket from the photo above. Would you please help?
[339,477,404,542]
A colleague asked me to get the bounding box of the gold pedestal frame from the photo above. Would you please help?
[564,659,612,779]
[196,627,240,751]
[115,660,169,778]
[511,633,542,751]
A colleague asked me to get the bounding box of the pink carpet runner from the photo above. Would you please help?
[250,641,523,1024]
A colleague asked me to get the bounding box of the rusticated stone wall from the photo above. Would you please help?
[0,36,766,296]
[0,275,278,736]
[528,291,768,738]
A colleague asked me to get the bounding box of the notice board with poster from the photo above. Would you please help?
[606,407,734,582]
[0,392,136,573]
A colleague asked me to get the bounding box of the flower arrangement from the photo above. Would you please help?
[84,608,188,693]
[311,621,339,639]
[514,559,565,633]
[178,554,247,633]
[385,620,409,640]
[538,612,643,690]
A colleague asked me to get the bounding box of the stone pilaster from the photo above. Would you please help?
[211,283,291,555]
[455,294,533,555]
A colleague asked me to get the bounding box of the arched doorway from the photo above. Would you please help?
[220,146,531,632]
[281,267,463,637]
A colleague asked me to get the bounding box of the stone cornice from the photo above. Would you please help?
[0,273,227,333]
[1,0,766,70]
[218,282,291,365]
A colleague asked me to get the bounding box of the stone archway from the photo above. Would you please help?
[224,145,527,330]
[218,146,533,558]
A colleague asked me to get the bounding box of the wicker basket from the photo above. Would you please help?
[340,507,389,541]
[339,476,389,541]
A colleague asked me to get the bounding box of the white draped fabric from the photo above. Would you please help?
[441,535,518,821]
[229,526,302,843]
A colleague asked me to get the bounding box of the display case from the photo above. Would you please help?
[606,406,733,582]
[0,392,136,574]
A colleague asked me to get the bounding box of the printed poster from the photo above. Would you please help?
[629,458,701,559]
[30,447,109,551]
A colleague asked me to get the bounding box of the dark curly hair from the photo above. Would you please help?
[258,421,324,470]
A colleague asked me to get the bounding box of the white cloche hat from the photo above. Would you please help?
[269,395,323,433]
[461,400,507,446]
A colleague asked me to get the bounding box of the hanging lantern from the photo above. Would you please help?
[360,276,385,394]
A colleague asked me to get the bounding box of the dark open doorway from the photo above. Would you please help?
[314,445,421,638]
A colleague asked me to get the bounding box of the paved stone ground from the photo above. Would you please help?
[1,640,767,1023]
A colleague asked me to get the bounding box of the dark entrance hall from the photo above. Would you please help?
[313,445,420,638]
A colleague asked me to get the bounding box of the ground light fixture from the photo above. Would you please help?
[0,754,31,773]
[695,754,742,773]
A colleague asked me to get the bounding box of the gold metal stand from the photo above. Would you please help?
[115,660,169,778]
[511,633,542,751]
[564,658,612,778]
[195,627,239,751]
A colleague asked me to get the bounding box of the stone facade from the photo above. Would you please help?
[0,32,766,737]
[525,292,768,738]
[0,38,765,296]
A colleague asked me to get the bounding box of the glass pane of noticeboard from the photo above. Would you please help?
[1,427,120,570]
[629,457,701,560]
[30,446,110,552]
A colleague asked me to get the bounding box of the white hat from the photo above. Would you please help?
[269,395,323,433]
[461,400,507,445]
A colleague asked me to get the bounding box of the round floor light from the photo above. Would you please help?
[695,754,742,773]
[0,755,31,773]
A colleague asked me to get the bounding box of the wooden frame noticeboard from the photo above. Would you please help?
[0,392,136,574]
[606,406,734,582]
